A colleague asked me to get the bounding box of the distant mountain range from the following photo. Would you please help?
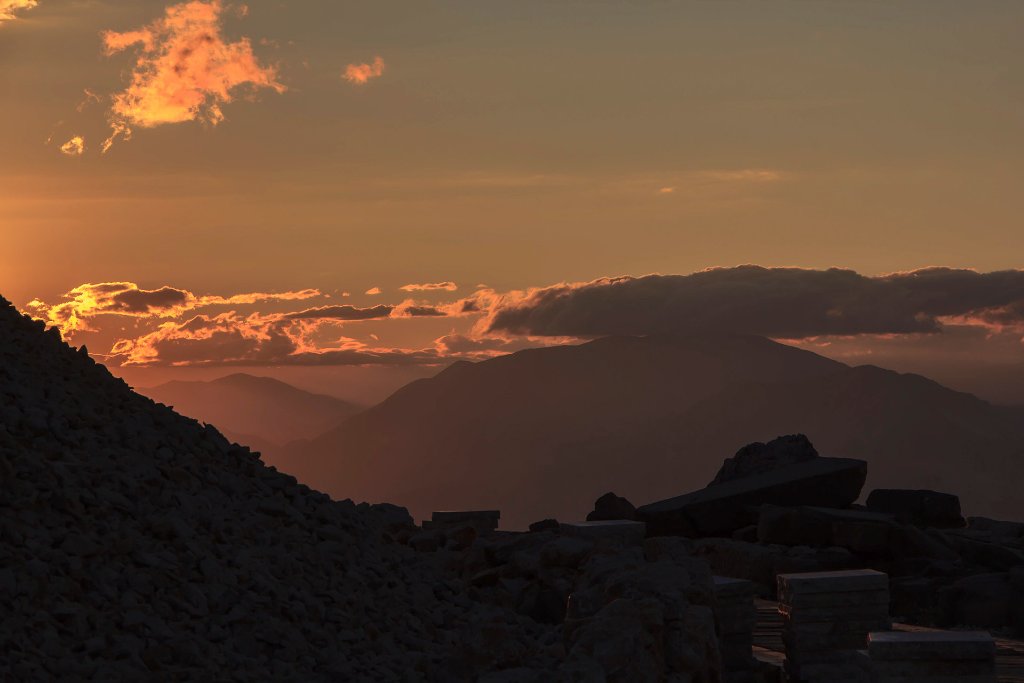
[279,335,1024,530]
[140,373,361,461]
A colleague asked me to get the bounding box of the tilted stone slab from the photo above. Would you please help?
[778,569,888,599]
[637,457,867,537]
[559,520,646,545]
[867,631,996,662]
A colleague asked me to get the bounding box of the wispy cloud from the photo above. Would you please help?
[286,304,394,321]
[400,281,458,292]
[0,0,37,24]
[343,56,385,85]
[365,287,382,296]
[101,0,284,150]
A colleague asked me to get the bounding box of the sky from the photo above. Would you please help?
[2,1,1023,404]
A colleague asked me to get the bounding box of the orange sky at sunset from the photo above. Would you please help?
[3,1,1023,403]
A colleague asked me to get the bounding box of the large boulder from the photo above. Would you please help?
[710,434,819,486]
[865,489,965,528]
[637,457,868,537]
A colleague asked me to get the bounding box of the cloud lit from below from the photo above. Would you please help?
[400,282,458,292]
[29,282,320,336]
[0,0,37,24]
[343,56,385,85]
[59,136,85,156]
[101,0,284,149]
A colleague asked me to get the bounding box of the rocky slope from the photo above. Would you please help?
[0,297,723,681]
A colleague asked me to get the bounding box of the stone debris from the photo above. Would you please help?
[866,631,997,682]
[777,569,891,683]
[713,576,757,683]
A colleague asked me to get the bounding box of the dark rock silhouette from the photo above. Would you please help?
[286,334,1024,530]
[586,491,638,521]
[637,455,868,537]
[865,489,965,529]
[711,433,819,485]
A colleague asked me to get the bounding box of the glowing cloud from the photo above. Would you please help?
[29,282,320,336]
[365,287,382,296]
[60,136,85,157]
[0,0,37,24]
[400,281,458,292]
[101,0,284,147]
[343,56,385,85]
[286,304,394,321]
[110,311,444,367]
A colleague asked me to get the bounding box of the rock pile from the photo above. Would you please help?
[0,296,725,681]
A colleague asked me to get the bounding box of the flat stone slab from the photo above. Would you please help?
[560,520,646,544]
[868,631,996,661]
[778,569,888,597]
[637,457,867,537]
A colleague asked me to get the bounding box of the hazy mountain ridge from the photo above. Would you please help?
[141,373,361,454]
[285,335,1024,529]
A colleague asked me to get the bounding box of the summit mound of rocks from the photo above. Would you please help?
[710,434,819,486]
[0,296,724,681]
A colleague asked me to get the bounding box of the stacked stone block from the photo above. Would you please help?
[865,631,996,683]
[713,576,758,683]
[777,569,890,682]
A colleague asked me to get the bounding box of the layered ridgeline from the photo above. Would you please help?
[5,297,711,680]
[140,374,360,462]
[288,335,1024,530]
